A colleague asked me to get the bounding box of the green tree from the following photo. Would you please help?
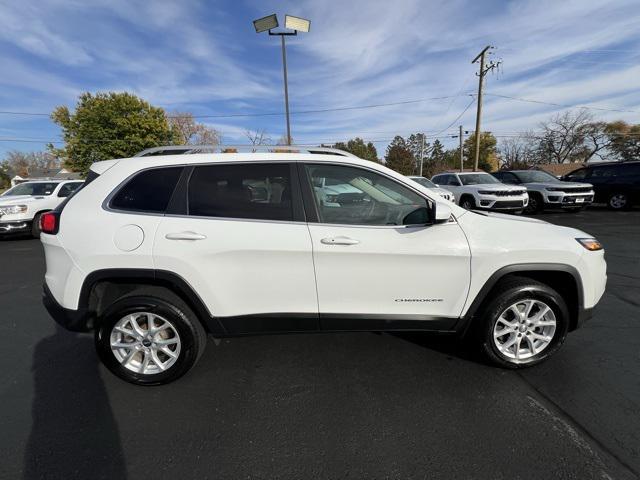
[50,92,177,174]
[333,137,378,161]
[0,160,10,189]
[385,136,415,175]
[606,121,640,162]
[406,133,429,168]
[463,132,498,171]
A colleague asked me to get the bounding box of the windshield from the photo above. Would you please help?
[2,182,59,196]
[513,171,560,183]
[459,174,500,185]
[411,177,437,188]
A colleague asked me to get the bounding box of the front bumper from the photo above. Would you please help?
[477,195,529,211]
[42,283,92,332]
[0,220,31,234]
[544,192,594,207]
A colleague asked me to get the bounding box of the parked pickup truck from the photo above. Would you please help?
[0,180,83,237]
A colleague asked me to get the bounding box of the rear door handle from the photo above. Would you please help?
[321,236,360,246]
[165,231,207,241]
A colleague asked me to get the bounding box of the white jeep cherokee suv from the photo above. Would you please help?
[492,170,594,214]
[432,171,529,212]
[0,180,83,237]
[40,147,607,385]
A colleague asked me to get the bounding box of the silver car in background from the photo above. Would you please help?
[407,176,455,202]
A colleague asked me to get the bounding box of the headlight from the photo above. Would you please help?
[576,238,603,251]
[0,204,28,215]
[546,187,562,191]
[478,190,494,195]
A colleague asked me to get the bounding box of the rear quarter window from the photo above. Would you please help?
[110,167,183,213]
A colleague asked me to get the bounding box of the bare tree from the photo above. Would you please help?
[536,110,594,163]
[498,135,543,169]
[581,121,613,161]
[168,112,220,145]
[3,151,59,177]
[245,129,272,148]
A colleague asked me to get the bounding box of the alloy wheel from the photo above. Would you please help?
[492,299,556,361]
[609,194,627,209]
[110,312,181,374]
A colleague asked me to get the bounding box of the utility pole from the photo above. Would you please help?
[471,45,501,171]
[459,125,464,172]
[419,133,425,176]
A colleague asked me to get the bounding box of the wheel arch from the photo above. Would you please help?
[79,268,226,335]
[458,263,584,335]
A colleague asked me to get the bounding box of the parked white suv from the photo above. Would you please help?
[407,176,455,202]
[0,180,83,237]
[40,147,606,385]
[492,170,594,214]
[432,172,529,213]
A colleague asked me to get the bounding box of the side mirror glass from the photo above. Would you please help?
[402,206,430,226]
[434,202,452,224]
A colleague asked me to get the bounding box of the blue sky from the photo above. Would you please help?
[1,0,639,157]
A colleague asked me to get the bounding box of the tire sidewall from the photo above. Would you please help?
[31,213,42,238]
[480,285,570,368]
[460,196,475,210]
[95,296,203,385]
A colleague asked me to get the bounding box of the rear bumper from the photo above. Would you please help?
[42,283,91,332]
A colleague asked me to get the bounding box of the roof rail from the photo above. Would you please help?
[134,144,358,158]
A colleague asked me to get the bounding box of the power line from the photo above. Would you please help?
[484,93,640,114]
[0,95,461,120]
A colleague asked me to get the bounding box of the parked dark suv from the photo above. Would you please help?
[563,161,640,210]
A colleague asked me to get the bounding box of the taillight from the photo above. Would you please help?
[40,212,60,234]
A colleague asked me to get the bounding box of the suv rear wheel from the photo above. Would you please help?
[478,277,569,368]
[95,295,207,385]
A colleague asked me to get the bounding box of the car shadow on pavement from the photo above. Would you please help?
[23,325,127,480]
[390,332,486,365]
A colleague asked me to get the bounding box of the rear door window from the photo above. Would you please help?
[110,167,183,213]
[187,163,294,221]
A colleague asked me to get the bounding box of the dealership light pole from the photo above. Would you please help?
[253,14,310,146]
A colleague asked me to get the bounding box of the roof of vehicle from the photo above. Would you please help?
[90,146,378,175]
[450,171,492,175]
[13,179,83,184]
[586,160,640,167]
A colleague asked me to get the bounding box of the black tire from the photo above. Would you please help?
[31,213,42,238]
[95,295,207,385]
[459,195,475,210]
[477,277,570,369]
[608,192,630,210]
[524,193,543,214]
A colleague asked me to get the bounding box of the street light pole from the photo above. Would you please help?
[279,34,291,146]
[254,14,310,147]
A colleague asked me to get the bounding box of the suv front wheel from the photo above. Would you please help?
[95,295,207,385]
[478,277,569,368]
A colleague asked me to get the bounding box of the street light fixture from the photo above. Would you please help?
[253,14,278,33]
[253,13,310,146]
[285,15,310,33]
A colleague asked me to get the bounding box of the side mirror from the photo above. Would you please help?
[403,206,430,226]
[434,202,452,224]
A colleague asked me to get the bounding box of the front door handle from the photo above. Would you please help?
[165,231,207,241]
[321,236,360,246]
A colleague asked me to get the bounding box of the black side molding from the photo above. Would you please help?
[455,263,585,335]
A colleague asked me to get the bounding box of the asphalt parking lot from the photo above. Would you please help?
[0,208,638,480]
